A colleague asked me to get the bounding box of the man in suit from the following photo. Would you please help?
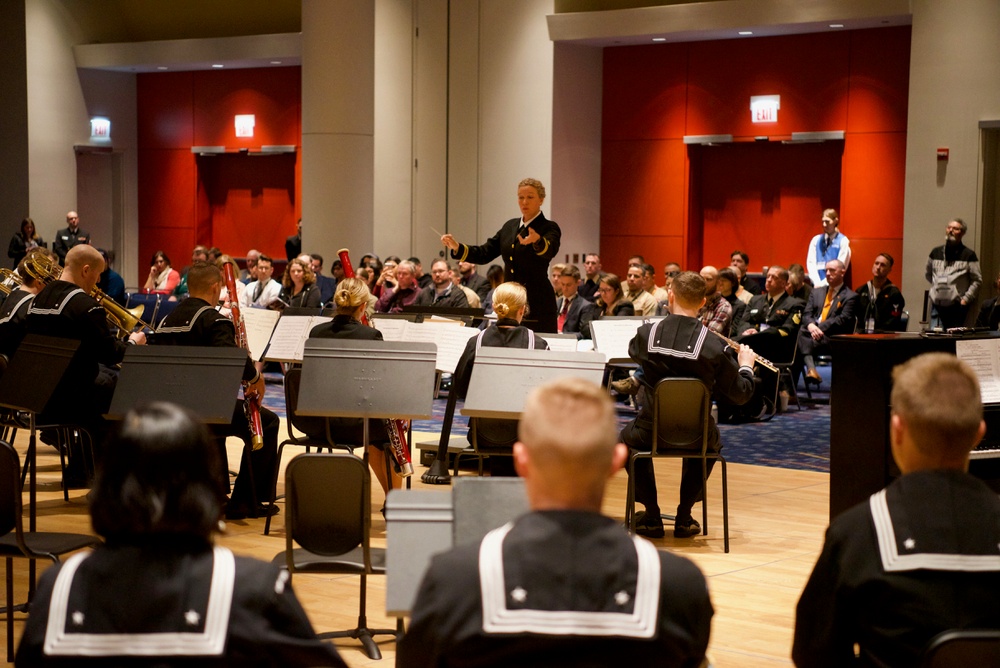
[735,265,804,339]
[285,219,302,262]
[796,259,858,384]
[240,254,282,309]
[579,253,604,302]
[306,253,336,305]
[557,264,590,336]
[793,353,1000,667]
[399,377,714,667]
[458,261,491,303]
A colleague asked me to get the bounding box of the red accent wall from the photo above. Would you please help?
[601,27,910,285]
[137,67,301,285]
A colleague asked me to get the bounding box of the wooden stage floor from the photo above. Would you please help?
[5,423,829,667]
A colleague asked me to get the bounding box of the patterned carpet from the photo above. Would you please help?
[262,366,833,473]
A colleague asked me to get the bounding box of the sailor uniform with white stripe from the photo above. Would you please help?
[793,470,1000,667]
[15,541,346,666]
[151,298,279,514]
[620,315,755,519]
[0,287,35,358]
[398,510,712,668]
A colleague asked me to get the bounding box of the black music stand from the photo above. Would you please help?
[298,340,437,490]
[106,346,247,423]
[0,334,79,592]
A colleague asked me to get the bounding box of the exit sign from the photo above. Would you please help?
[750,95,780,124]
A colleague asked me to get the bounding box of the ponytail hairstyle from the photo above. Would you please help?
[492,281,527,321]
[333,277,371,317]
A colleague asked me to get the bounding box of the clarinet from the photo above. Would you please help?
[222,263,265,450]
[338,248,414,476]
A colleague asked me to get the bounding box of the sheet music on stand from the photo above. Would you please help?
[538,333,585,353]
[263,314,333,362]
[956,338,1000,403]
[373,319,479,373]
[590,317,646,363]
[239,307,281,362]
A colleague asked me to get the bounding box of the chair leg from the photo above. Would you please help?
[701,457,709,535]
[264,442,288,536]
[6,558,12,663]
[721,457,729,554]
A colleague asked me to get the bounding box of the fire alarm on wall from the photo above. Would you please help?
[937,148,949,160]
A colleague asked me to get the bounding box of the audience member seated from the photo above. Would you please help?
[172,245,208,299]
[142,250,180,295]
[152,261,280,520]
[696,266,733,335]
[548,262,566,297]
[579,253,604,302]
[412,259,470,309]
[409,256,432,289]
[642,263,668,302]
[716,266,746,337]
[7,216,45,269]
[579,273,633,340]
[786,263,813,303]
[793,353,1000,667]
[556,264,588,336]
[482,264,505,314]
[797,259,858,386]
[620,271,755,539]
[240,254,282,309]
[96,249,126,306]
[374,260,421,314]
[371,256,398,300]
[459,260,491,302]
[451,268,482,308]
[976,269,1000,331]
[452,282,548,476]
[855,252,906,332]
[308,253,337,305]
[240,249,260,284]
[624,265,657,316]
[308,277,403,496]
[734,265,804,342]
[15,402,346,667]
[279,257,322,309]
[398,377,713,668]
[730,250,761,295]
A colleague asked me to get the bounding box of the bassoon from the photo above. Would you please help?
[222,262,265,450]
[338,248,414,476]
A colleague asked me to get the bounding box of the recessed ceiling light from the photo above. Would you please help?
[211,64,224,69]
[156,66,168,70]
[270,60,282,64]
[738,31,753,36]
[652,37,666,42]
[829,24,844,28]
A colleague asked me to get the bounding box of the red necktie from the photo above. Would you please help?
[558,297,570,333]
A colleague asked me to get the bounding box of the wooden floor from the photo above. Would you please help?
[4,423,830,667]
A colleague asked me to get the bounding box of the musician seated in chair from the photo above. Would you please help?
[793,353,1000,666]
[26,245,147,486]
[399,377,713,667]
[619,271,756,539]
[0,250,48,361]
[307,277,404,496]
[150,261,279,521]
[451,281,548,477]
[16,402,346,667]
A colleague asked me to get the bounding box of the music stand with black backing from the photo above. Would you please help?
[0,334,79,594]
[297,339,437,492]
[106,346,247,423]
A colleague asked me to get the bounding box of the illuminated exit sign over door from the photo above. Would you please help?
[750,95,780,123]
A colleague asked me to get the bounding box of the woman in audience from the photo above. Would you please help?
[7,217,45,269]
[718,266,747,337]
[279,257,321,309]
[307,277,400,495]
[452,282,548,476]
[579,273,634,339]
[15,402,346,667]
[143,250,180,294]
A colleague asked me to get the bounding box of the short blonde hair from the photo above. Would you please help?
[891,353,983,457]
[518,178,546,200]
[492,282,527,319]
[519,378,618,495]
[333,277,371,315]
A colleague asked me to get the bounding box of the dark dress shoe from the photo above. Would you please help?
[804,369,822,385]
[673,517,701,538]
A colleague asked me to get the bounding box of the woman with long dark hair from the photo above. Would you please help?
[7,217,46,269]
